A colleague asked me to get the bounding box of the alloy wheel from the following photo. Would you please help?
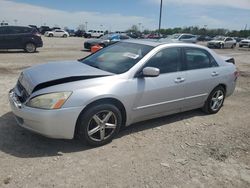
[25,43,36,53]
[87,110,117,142]
[210,90,224,111]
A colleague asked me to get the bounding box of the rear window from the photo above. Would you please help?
[0,27,8,34]
[9,27,32,34]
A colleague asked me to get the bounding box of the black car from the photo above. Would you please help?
[84,34,130,50]
[39,26,52,35]
[0,26,43,53]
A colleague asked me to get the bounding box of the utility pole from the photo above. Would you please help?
[85,21,88,31]
[158,0,163,34]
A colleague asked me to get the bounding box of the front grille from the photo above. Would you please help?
[16,81,29,103]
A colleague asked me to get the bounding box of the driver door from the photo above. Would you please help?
[132,47,186,122]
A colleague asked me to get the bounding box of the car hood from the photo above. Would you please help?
[240,39,250,42]
[18,61,113,94]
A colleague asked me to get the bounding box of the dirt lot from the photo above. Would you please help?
[0,37,249,188]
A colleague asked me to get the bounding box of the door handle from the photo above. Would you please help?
[174,77,185,83]
[211,71,219,77]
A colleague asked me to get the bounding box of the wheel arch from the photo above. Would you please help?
[74,97,127,137]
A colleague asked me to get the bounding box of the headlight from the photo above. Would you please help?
[26,92,72,109]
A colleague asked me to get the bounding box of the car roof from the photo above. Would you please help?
[0,25,31,29]
[122,39,202,48]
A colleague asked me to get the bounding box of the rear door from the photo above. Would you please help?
[6,27,26,49]
[181,47,220,110]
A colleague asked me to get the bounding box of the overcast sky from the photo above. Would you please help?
[0,0,249,31]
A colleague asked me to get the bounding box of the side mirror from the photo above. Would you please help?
[141,67,160,77]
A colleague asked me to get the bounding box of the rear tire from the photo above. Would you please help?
[24,43,36,53]
[49,34,53,37]
[202,86,225,114]
[63,34,67,38]
[77,104,122,146]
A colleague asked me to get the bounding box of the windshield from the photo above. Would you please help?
[169,34,180,39]
[80,42,153,74]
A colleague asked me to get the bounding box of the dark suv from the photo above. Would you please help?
[0,26,43,53]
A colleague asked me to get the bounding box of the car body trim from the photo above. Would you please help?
[134,93,208,110]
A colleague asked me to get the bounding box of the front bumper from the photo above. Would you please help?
[8,90,83,139]
[207,43,221,48]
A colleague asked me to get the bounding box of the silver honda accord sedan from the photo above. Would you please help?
[9,40,238,146]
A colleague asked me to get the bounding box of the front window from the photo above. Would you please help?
[169,34,181,39]
[144,47,182,74]
[80,42,153,74]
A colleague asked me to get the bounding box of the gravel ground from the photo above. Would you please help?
[0,37,249,188]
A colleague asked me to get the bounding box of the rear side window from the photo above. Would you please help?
[145,47,182,74]
[180,35,194,39]
[184,48,218,70]
[9,27,32,34]
[0,27,8,34]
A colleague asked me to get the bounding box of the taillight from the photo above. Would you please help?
[234,70,240,80]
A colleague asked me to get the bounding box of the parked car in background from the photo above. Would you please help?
[239,37,250,48]
[44,29,69,38]
[66,29,75,37]
[85,30,104,38]
[28,25,39,32]
[233,37,244,43]
[170,33,197,43]
[207,37,236,49]
[127,32,142,39]
[145,33,162,39]
[39,26,51,35]
[9,40,238,146]
[84,33,130,50]
[197,35,212,41]
[75,30,86,37]
[0,26,43,53]
[164,33,197,43]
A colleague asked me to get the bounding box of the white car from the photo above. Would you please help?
[86,30,104,38]
[239,37,250,48]
[169,33,197,43]
[45,29,69,38]
[207,37,236,49]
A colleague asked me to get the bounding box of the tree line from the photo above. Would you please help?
[127,25,250,38]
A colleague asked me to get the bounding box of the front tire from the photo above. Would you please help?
[203,86,225,114]
[24,43,36,53]
[63,34,67,38]
[77,104,122,146]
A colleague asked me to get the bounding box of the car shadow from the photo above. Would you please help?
[0,110,205,158]
[81,49,90,52]
[0,50,39,54]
